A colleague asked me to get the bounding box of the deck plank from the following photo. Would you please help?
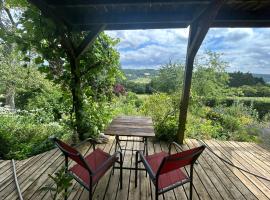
[1,137,270,199]
[208,140,270,199]
[191,139,251,200]
[186,140,235,200]
[115,136,135,200]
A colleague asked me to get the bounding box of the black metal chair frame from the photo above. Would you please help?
[135,142,205,200]
[53,138,123,200]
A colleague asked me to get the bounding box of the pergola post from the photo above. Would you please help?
[29,0,105,140]
[59,27,105,140]
[177,0,225,144]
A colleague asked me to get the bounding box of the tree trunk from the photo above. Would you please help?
[5,86,15,110]
[70,57,85,141]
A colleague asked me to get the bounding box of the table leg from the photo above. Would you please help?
[115,135,122,152]
[145,137,148,156]
[113,135,120,175]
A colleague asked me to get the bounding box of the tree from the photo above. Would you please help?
[192,51,229,99]
[2,0,122,140]
[150,52,229,99]
[0,0,21,108]
[151,61,184,93]
[228,71,265,87]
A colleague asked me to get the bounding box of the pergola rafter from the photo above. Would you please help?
[27,0,270,143]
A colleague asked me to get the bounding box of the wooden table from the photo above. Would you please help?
[105,116,155,156]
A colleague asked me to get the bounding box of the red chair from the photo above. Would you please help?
[53,138,123,200]
[135,142,205,200]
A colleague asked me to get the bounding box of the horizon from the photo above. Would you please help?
[121,68,270,75]
[106,28,270,74]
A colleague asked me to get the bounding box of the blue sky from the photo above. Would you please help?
[106,28,270,74]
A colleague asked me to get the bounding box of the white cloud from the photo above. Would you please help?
[106,28,270,74]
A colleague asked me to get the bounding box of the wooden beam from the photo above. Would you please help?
[73,22,188,31]
[57,7,270,28]
[28,0,70,28]
[177,0,225,144]
[75,25,105,59]
[46,0,211,7]
[46,0,269,7]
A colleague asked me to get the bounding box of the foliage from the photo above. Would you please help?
[204,97,270,119]
[0,109,72,159]
[141,93,179,141]
[229,71,265,87]
[42,167,74,200]
[2,1,122,141]
[112,92,142,116]
[238,85,270,97]
[123,80,152,94]
[203,103,259,141]
[192,52,229,100]
[0,47,26,109]
[151,62,184,94]
[150,52,229,99]
[139,92,264,142]
[80,96,115,138]
[122,69,158,80]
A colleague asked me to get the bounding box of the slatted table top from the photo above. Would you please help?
[105,116,155,137]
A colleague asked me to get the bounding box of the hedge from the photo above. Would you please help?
[204,97,270,119]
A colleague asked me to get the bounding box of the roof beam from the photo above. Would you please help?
[46,0,210,7]
[28,0,70,28]
[73,22,189,31]
[63,7,270,27]
[75,25,105,59]
[46,0,269,7]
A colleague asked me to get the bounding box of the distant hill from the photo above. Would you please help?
[122,69,270,84]
[122,69,158,80]
[253,74,270,83]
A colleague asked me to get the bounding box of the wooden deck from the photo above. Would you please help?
[1,137,270,200]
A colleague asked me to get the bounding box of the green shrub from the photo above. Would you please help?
[155,116,178,141]
[204,97,270,119]
[80,96,115,139]
[186,116,223,140]
[112,92,142,116]
[0,112,72,159]
[141,93,179,141]
[201,103,260,141]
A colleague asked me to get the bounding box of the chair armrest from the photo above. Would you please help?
[94,151,122,175]
[169,141,183,154]
[137,151,156,180]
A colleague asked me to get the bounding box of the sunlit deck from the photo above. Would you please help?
[1,137,270,200]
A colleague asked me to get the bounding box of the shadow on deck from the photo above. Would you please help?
[1,137,270,200]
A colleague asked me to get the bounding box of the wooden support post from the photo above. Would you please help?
[61,28,105,140]
[177,0,225,144]
[29,0,105,140]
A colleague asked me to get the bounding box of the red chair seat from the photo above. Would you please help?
[69,148,116,187]
[146,151,188,190]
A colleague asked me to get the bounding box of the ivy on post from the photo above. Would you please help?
[29,0,105,140]
[177,0,225,144]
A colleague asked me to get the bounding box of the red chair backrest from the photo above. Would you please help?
[159,145,205,175]
[53,138,89,170]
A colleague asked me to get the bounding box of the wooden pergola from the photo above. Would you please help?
[28,0,270,144]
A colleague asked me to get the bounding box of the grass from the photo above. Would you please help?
[131,77,152,84]
[137,94,151,100]
[228,96,270,103]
